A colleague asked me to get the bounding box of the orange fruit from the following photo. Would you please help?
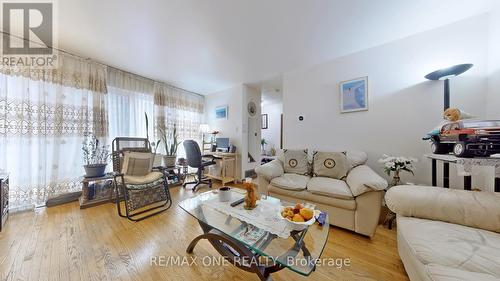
[292,214,305,222]
[299,208,314,220]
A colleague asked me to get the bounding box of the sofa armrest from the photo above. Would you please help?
[346,165,387,197]
[386,185,500,233]
[255,159,284,181]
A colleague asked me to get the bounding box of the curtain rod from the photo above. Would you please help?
[0,30,204,97]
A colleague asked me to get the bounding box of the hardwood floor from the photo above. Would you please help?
[0,184,409,281]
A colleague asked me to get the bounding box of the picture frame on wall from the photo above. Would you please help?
[340,76,368,113]
[261,114,268,129]
[215,106,228,119]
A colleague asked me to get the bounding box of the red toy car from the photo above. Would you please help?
[430,120,500,157]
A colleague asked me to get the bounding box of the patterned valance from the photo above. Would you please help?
[107,68,154,94]
[154,82,204,114]
[0,51,108,94]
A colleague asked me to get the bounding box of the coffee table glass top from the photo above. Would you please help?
[179,189,329,276]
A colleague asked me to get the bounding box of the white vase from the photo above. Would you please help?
[163,155,177,167]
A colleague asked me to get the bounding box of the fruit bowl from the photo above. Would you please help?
[279,205,320,231]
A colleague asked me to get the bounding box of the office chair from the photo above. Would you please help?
[183,140,216,191]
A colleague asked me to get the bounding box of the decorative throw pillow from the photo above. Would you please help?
[283,149,309,175]
[121,152,153,176]
[312,151,349,179]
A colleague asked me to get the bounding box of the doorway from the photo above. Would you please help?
[260,81,283,164]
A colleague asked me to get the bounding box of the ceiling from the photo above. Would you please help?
[261,77,282,106]
[56,0,499,94]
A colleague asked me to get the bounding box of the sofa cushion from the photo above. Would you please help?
[123,171,164,185]
[345,150,368,168]
[312,151,349,179]
[346,165,387,196]
[255,159,284,181]
[307,177,353,199]
[426,264,500,281]
[270,173,310,191]
[387,185,500,234]
[398,216,500,279]
[268,184,356,210]
[283,149,309,175]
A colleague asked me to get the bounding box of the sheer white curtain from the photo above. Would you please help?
[154,82,204,158]
[0,53,108,210]
[107,88,154,139]
[107,70,205,158]
[107,69,155,141]
[0,54,204,211]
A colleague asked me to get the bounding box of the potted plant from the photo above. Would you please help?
[378,154,417,187]
[145,112,161,166]
[261,138,267,155]
[82,132,110,178]
[159,123,180,167]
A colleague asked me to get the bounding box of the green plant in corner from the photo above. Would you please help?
[145,112,149,140]
[144,112,161,155]
[159,123,180,156]
[158,123,180,167]
[261,138,267,154]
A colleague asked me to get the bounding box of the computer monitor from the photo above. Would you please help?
[216,138,230,150]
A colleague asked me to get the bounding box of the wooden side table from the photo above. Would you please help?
[0,174,9,231]
[383,182,403,229]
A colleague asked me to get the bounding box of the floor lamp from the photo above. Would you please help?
[424,63,473,110]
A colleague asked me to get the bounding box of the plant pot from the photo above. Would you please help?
[84,164,107,178]
[163,155,177,167]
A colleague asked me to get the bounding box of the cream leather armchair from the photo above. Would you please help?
[386,185,500,281]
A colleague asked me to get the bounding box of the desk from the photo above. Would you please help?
[425,154,500,192]
[204,152,238,185]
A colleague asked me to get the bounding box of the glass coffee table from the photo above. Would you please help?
[179,189,329,280]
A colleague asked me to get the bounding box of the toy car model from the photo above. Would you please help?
[428,120,500,157]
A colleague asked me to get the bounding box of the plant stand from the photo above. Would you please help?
[80,173,115,209]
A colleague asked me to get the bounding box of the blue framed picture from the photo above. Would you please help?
[340,77,368,113]
[215,106,228,119]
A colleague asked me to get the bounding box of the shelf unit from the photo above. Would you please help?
[80,173,115,209]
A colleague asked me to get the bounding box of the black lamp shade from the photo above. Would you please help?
[425,63,473,81]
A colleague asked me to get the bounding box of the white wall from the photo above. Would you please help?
[242,86,262,174]
[487,9,500,119]
[204,85,244,178]
[261,102,282,151]
[204,84,261,179]
[283,15,492,189]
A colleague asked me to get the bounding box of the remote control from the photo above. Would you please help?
[230,198,245,207]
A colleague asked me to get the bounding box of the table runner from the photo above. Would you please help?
[202,195,293,238]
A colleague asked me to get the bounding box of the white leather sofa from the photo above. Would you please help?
[255,151,387,237]
[386,185,500,281]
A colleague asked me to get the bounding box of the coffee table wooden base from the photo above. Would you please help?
[187,221,312,281]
